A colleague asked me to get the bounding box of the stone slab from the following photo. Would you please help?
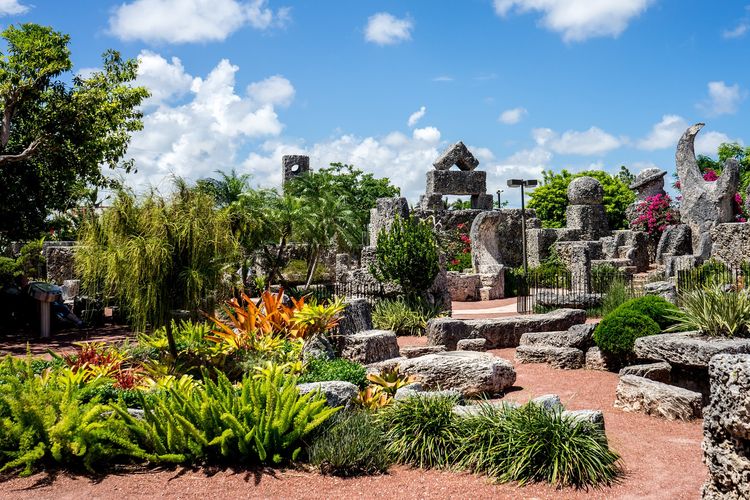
[425,170,486,196]
[634,332,750,368]
[400,345,447,359]
[340,330,400,365]
[619,361,671,383]
[398,351,516,397]
[614,374,702,421]
[427,308,586,350]
[515,345,585,369]
[519,323,595,350]
[433,141,479,171]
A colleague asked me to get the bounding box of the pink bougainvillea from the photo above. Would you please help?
[631,193,679,235]
[443,222,473,271]
[703,169,719,181]
[734,192,747,222]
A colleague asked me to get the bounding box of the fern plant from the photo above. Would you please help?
[114,364,339,464]
[0,356,149,476]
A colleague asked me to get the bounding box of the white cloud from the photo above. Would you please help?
[493,0,654,42]
[0,0,28,15]
[412,126,441,143]
[723,6,750,39]
[247,75,295,107]
[407,106,427,127]
[127,56,291,189]
[109,0,289,44]
[432,75,454,82]
[364,12,413,45]
[533,126,622,155]
[695,131,742,156]
[242,132,444,199]
[699,81,746,116]
[637,114,688,150]
[498,107,527,124]
[724,22,749,39]
[136,51,195,107]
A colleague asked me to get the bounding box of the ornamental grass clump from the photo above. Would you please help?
[306,411,392,476]
[668,286,750,337]
[458,403,622,488]
[378,393,461,469]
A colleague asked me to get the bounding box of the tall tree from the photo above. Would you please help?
[0,23,148,240]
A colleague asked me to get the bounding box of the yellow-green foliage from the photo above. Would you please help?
[0,357,148,476]
[114,364,339,464]
[76,183,239,331]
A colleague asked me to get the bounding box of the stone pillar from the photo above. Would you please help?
[282,155,310,185]
[369,197,409,246]
[565,176,609,241]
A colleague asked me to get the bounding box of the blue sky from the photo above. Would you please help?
[8,0,750,205]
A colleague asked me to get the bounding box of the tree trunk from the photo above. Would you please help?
[304,250,319,290]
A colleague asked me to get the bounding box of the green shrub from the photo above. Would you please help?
[0,257,20,288]
[372,298,443,336]
[593,310,660,357]
[677,259,731,291]
[371,215,440,297]
[299,357,367,388]
[614,295,679,330]
[378,393,461,469]
[669,287,750,337]
[16,239,45,280]
[115,365,338,464]
[458,403,622,488]
[306,411,391,476]
[599,280,631,317]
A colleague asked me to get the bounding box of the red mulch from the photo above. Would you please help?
[0,335,706,499]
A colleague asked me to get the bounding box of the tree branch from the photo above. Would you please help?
[0,138,43,166]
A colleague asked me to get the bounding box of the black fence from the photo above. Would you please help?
[287,281,390,306]
[515,267,638,315]
[676,264,750,292]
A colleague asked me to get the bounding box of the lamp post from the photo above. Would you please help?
[506,179,538,274]
[496,189,503,210]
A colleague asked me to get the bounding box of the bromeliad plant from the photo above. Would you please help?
[669,286,750,337]
[207,288,345,354]
[356,365,418,409]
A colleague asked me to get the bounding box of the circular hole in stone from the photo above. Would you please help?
[290,164,300,173]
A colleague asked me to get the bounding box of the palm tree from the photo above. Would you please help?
[296,192,359,289]
[197,169,252,208]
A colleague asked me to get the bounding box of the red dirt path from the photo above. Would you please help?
[0,335,706,499]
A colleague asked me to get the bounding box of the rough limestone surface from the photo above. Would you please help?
[432,141,479,171]
[568,176,604,205]
[397,351,517,397]
[655,223,692,264]
[339,330,400,365]
[446,272,481,301]
[585,347,619,371]
[456,338,487,352]
[337,298,373,335]
[297,381,358,409]
[425,170,487,196]
[614,374,702,421]
[519,323,596,350]
[565,204,609,240]
[400,345,447,359]
[630,168,667,200]
[676,123,740,259]
[563,409,606,431]
[531,394,562,410]
[702,354,750,499]
[710,223,750,269]
[515,345,585,369]
[644,280,678,304]
[619,362,671,383]
[369,197,409,246]
[469,209,535,272]
[282,154,310,183]
[45,245,78,284]
[427,308,586,350]
[634,332,750,368]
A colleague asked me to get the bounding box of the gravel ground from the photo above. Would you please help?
[0,336,706,499]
